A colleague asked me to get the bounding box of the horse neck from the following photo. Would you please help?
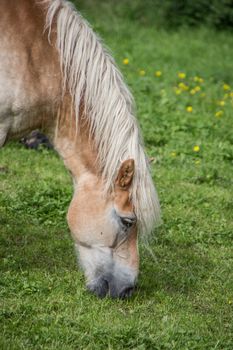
[52,99,99,183]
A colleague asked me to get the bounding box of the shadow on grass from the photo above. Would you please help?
[0,212,77,273]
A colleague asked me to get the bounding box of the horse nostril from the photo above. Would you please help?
[87,278,109,298]
[119,286,135,299]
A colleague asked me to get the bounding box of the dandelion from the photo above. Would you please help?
[171,152,177,157]
[230,92,233,98]
[190,86,200,95]
[218,100,225,107]
[194,76,204,83]
[194,86,201,92]
[175,88,182,95]
[123,58,129,65]
[178,72,186,79]
[193,145,200,152]
[139,69,146,76]
[178,82,189,91]
[186,106,193,113]
[195,160,201,165]
[228,300,232,305]
[223,83,230,91]
[155,70,162,77]
[215,110,224,118]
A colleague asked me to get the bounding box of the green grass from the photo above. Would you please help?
[1,2,233,349]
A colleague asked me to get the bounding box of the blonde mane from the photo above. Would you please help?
[44,0,161,235]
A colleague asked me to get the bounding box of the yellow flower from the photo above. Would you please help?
[193,76,204,83]
[186,106,193,113]
[195,160,201,165]
[194,86,201,92]
[193,145,200,152]
[175,88,182,95]
[218,100,225,107]
[123,58,129,65]
[155,70,162,77]
[178,82,189,91]
[228,300,232,305]
[215,110,224,118]
[178,72,186,79]
[171,152,177,157]
[139,69,146,76]
[190,86,201,95]
[230,92,233,98]
[223,83,230,91]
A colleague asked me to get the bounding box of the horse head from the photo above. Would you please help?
[67,159,138,298]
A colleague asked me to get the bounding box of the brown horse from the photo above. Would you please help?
[0,0,161,298]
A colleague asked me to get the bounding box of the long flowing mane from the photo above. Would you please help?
[44,0,161,235]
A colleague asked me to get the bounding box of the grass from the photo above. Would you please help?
[1,2,233,349]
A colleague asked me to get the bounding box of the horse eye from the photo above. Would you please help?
[120,216,136,229]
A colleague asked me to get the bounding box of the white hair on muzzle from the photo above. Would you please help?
[44,0,161,235]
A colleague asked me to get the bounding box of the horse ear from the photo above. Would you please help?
[115,159,134,190]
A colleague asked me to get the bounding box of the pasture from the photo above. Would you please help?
[0,1,233,349]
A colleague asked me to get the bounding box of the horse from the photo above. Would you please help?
[0,0,161,298]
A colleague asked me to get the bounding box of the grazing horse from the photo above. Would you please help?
[0,0,161,298]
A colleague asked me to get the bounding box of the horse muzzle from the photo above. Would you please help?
[87,273,136,299]
[76,243,138,298]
